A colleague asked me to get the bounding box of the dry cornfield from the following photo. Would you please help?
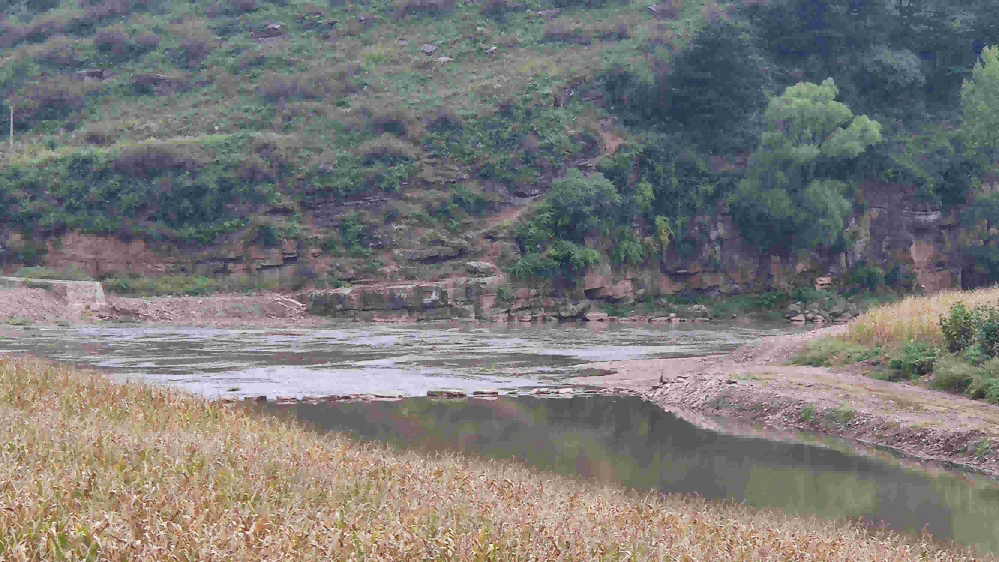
[0,357,989,561]
[849,286,999,348]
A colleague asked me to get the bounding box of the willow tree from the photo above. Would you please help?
[732,78,882,252]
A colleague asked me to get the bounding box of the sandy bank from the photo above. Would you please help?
[572,324,999,477]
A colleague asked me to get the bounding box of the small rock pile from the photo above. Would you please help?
[784,300,862,324]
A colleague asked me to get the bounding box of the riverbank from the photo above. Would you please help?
[0,356,985,561]
[0,286,329,328]
[574,323,999,478]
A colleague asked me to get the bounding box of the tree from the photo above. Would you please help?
[732,78,881,252]
[960,183,999,287]
[961,46,999,160]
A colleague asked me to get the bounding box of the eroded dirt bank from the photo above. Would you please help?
[572,324,999,478]
[0,287,328,328]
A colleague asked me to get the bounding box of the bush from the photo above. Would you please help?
[794,339,882,367]
[357,134,420,166]
[257,71,346,102]
[888,341,938,380]
[940,301,999,357]
[360,104,414,137]
[169,20,216,69]
[13,76,99,129]
[112,144,206,178]
[930,356,977,392]
[27,34,90,69]
[94,26,130,58]
[849,263,885,292]
[509,240,600,285]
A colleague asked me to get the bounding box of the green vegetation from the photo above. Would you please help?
[101,273,278,296]
[0,0,998,293]
[802,289,999,405]
[13,265,93,280]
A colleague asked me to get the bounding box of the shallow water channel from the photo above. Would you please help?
[2,321,998,553]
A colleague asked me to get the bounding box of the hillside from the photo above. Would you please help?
[1,0,998,310]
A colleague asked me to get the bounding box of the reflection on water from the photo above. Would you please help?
[0,322,793,397]
[260,395,999,554]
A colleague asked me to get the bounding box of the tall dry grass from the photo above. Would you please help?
[848,286,999,348]
[0,356,988,561]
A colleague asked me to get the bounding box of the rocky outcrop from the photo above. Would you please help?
[306,276,503,321]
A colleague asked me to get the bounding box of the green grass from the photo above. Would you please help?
[101,274,281,296]
[793,338,883,368]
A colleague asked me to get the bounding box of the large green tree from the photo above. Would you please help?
[732,78,882,252]
[961,46,999,158]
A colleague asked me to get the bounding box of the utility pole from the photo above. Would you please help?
[6,101,11,163]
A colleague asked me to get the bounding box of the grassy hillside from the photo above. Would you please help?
[1,0,997,293]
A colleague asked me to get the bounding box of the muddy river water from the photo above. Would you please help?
[2,321,998,553]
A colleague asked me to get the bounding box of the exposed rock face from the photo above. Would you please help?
[306,277,503,321]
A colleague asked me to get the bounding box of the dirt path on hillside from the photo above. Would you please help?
[571,324,999,477]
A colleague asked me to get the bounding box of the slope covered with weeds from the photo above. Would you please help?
[0,356,984,560]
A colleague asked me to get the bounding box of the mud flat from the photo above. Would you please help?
[573,324,999,478]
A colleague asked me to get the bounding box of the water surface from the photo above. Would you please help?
[0,322,790,397]
[261,395,999,554]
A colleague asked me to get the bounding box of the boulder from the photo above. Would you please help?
[790,314,806,323]
[585,310,610,322]
[465,261,497,276]
[607,279,635,303]
[260,22,285,37]
[427,389,467,398]
[557,300,591,320]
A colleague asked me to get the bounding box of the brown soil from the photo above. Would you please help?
[571,324,999,478]
[0,288,76,323]
[0,287,328,328]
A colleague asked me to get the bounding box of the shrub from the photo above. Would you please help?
[794,338,881,367]
[79,123,119,146]
[94,26,130,59]
[509,240,600,285]
[359,103,413,137]
[112,144,206,178]
[849,263,885,292]
[930,356,977,392]
[27,34,90,70]
[940,301,999,357]
[136,33,161,51]
[13,76,99,129]
[169,20,216,69]
[257,71,346,102]
[888,341,937,380]
[357,134,420,165]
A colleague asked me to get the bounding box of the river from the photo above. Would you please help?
[1,320,997,553]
